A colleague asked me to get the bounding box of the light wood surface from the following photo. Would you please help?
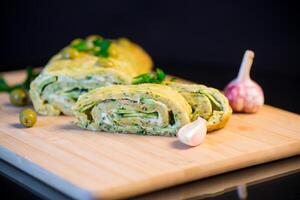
[0,70,300,200]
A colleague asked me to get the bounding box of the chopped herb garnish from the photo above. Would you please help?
[93,38,103,47]
[0,67,39,93]
[132,68,166,84]
[94,39,111,58]
[71,40,88,51]
[156,68,165,81]
[70,36,111,58]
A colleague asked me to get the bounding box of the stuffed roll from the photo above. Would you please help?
[73,84,192,136]
[30,36,153,115]
[166,82,232,132]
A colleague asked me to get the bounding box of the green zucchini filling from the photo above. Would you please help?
[82,98,179,135]
[30,73,128,115]
[166,82,232,132]
[73,83,193,136]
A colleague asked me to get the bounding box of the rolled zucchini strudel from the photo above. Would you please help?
[30,36,153,115]
[166,82,232,132]
[73,84,192,136]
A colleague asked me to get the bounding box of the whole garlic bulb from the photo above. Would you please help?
[224,50,264,113]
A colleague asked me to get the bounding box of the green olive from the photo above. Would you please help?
[19,108,37,128]
[9,88,29,106]
[63,48,79,59]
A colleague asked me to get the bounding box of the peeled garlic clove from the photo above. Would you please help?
[224,50,264,113]
[177,117,207,146]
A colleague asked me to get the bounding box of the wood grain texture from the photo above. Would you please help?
[0,70,300,200]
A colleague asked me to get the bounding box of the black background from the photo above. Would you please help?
[1,0,299,113]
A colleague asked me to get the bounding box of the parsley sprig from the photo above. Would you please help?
[94,39,111,57]
[0,67,39,93]
[132,68,166,84]
[71,37,111,58]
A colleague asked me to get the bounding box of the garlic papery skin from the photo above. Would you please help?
[177,117,207,147]
[224,50,264,113]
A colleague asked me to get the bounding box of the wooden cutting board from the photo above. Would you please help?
[0,70,300,200]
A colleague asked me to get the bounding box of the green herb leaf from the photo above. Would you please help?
[93,38,103,47]
[0,76,10,92]
[71,41,88,51]
[0,67,39,93]
[69,37,111,58]
[156,68,166,82]
[95,39,111,58]
[23,67,39,90]
[132,68,166,84]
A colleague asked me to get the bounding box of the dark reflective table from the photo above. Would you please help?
[135,156,300,200]
[1,155,300,200]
